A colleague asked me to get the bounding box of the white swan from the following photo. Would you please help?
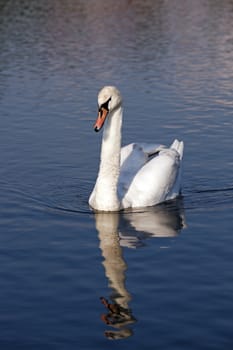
[89,86,184,212]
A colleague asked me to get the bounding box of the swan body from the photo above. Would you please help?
[89,86,184,212]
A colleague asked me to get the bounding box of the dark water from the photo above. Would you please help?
[1,0,233,348]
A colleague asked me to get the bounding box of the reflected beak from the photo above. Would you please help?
[94,107,109,132]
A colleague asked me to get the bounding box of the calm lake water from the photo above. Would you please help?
[1,0,233,349]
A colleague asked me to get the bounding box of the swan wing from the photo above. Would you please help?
[121,141,183,208]
[118,143,165,199]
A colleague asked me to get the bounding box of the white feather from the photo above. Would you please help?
[89,86,184,212]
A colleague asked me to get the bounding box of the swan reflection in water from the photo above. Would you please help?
[95,199,186,340]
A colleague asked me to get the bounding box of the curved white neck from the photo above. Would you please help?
[93,107,123,211]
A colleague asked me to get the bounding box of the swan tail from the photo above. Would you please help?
[167,139,184,198]
[170,139,184,160]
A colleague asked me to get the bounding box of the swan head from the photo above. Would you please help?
[94,86,122,132]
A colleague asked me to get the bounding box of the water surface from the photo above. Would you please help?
[1,0,233,349]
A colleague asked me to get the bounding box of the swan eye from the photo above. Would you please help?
[99,97,111,112]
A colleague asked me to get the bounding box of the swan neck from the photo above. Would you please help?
[101,106,122,160]
[95,106,122,211]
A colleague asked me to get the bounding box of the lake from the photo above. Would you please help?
[1,0,233,349]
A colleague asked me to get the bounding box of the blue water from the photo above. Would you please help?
[1,0,233,348]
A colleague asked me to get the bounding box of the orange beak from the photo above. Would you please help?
[94,107,109,132]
